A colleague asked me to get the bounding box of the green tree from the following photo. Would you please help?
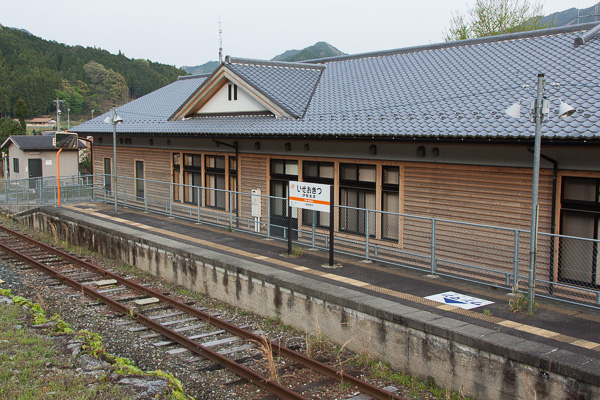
[444,0,552,41]
[0,117,23,144]
[13,98,27,133]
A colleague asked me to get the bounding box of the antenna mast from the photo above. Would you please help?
[218,18,223,64]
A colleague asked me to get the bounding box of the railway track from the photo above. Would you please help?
[0,223,402,400]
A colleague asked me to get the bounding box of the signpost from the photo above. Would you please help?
[288,181,335,266]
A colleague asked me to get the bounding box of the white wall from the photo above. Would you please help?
[196,82,268,114]
[7,144,80,180]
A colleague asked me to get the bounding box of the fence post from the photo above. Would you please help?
[365,210,370,260]
[513,230,520,290]
[144,180,148,211]
[311,210,316,249]
[123,178,127,208]
[267,199,271,239]
[430,218,437,275]
[169,183,173,217]
[197,186,201,223]
[229,191,233,229]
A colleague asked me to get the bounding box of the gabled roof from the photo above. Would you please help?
[1,134,86,151]
[171,58,324,119]
[71,22,600,141]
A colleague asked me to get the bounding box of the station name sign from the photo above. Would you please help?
[288,181,331,213]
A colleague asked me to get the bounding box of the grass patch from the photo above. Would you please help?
[0,303,134,400]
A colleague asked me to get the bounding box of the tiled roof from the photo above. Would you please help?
[71,23,600,141]
[225,58,324,118]
[2,134,85,150]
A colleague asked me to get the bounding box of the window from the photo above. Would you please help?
[228,84,238,101]
[205,155,226,209]
[302,161,334,228]
[382,166,400,240]
[270,159,299,238]
[135,161,144,199]
[103,158,111,192]
[339,163,376,235]
[559,177,600,286]
[183,153,202,204]
[229,157,238,211]
[12,158,19,173]
[172,153,180,201]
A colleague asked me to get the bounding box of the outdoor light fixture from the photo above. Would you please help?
[558,100,576,119]
[103,106,124,212]
[505,98,576,120]
[505,73,576,313]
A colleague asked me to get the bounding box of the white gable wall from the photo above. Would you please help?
[197,82,268,114]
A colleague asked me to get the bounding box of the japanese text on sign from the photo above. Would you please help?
[288,181,331,213]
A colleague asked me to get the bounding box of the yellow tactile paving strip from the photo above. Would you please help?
[65,205,600,353]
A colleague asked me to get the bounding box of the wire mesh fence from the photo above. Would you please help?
[2,173,599,309]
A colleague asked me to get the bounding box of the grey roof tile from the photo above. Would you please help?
[3,134,85,150]
[71,23,600,141]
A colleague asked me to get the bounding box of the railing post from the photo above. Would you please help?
[169,183,173,217]
[144,180,148,211]
[430,218,437,275]
[311,210,316,249]
[365,210,370,260]
[267,198,271,239]
[197,186,201,223]
[123,177,127,208]
[229,191,233,229]
[513,230,520,289]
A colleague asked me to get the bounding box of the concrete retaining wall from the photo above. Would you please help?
[14,208,600,400]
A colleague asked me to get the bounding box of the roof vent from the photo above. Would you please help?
[574,23,600,46]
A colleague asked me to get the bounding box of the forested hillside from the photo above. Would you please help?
[0,25,186,119]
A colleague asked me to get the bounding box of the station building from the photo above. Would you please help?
[71,23,600,292]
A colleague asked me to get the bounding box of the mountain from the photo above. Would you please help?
[0,25,185,119]
[542,3,599,26]
[271,49,301,61]
[272,42,346,62]
[183,41,347,75]
[182,61,219,75]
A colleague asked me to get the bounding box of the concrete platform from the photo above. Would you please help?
[5,202,600,400]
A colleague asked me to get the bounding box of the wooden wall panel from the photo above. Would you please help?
[402,163,554,285]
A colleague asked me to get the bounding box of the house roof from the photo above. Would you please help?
[1,134,86,151]
[29,118,54,123]
[71,23,600,141]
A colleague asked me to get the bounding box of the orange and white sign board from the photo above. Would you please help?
[289,181,331,212]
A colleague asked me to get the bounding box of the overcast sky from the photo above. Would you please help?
[2,0,599,68]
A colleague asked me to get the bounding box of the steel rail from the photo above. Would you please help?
[0,225,400,400]
[0,238,306,399]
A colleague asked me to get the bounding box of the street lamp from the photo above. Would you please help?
[104,106,124,212]
[505,73,576,312]
[67,108,70,129]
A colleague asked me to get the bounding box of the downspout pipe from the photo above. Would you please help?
[527,145,558,293]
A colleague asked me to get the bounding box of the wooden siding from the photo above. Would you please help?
[402,163,554,286]
[92,145,556,287]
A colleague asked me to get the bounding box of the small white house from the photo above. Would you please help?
[1,134,85,181]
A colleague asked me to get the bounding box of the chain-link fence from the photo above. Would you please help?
[3,174,599,309]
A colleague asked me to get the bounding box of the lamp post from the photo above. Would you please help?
[67,108,70,129]
[104,106,123,212]
[506,73,576,312]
